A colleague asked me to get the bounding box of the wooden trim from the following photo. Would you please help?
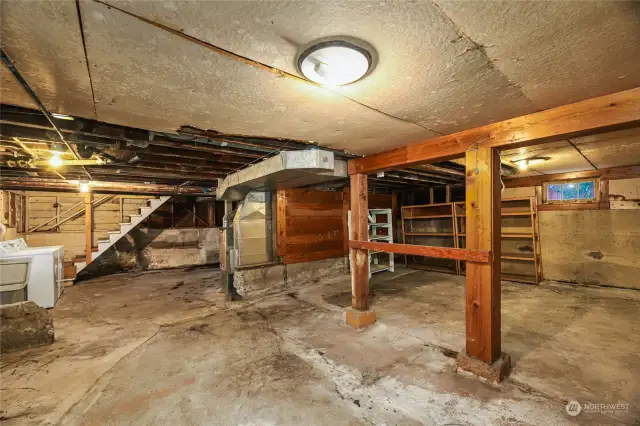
[350,174,370,311]
[276,190,286,257]
[542,177,600,204]
[537,203,604,211]
[505,165,640,188]
[349,240,489,263]
[349,88,640,174]
[465,147,501,364]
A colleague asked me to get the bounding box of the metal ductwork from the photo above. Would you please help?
[216,149,347,201]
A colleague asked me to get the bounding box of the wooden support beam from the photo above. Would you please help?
[349,88,640,174]
[465,146,501,364]
[0,178,209,195]
[349,240,489,263]
[85,192,93,263]
[504,164,640,188]
[350,174,370,311]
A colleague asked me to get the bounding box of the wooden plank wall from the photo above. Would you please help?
[275,188,395,265]
[276,188,345,264]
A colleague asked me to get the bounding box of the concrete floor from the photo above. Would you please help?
[1,266,638,425]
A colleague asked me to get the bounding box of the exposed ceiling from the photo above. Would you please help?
[500,127,640,178]
[1,0,639,157]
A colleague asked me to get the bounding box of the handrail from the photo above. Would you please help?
[27,195,115,233]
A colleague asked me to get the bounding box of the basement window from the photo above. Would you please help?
[544,178,598,203]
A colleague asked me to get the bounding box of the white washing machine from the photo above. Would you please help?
[0,239,64,308]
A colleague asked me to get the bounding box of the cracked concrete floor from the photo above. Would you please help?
[1,266,638,425]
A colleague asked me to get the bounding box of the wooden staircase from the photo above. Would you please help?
[72,196,171,274]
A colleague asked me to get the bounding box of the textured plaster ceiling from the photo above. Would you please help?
[1,0,639,156]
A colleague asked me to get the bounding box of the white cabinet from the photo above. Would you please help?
[0,239,64,308]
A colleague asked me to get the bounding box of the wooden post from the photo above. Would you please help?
[208,202,215,227]
[346,174,376,329]
[85,192,93,262]
[464,146,502,364]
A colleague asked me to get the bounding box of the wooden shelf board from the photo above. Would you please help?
[501,255,535,261]
[404,215,453,219]
[501,212,534,216]
[405,232,454,236]
[402,202,454,209]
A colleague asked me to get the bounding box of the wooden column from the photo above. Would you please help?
[84,192,93,262]
[348,174,372,319]
[208,202,215,227]
[465,146,501,364]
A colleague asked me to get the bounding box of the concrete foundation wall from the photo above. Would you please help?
[0,301,54,353]
[540,210,640,289]
[82,227,220,278]
[234,257,349,299]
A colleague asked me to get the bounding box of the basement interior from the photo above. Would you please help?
[0,2,639,425]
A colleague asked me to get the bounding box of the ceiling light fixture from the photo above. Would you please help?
[513,156,549,171]
[298,40,372,87]
[79,180,91,193]
[49,152,63,168]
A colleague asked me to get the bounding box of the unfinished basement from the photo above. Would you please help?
[1,1,639,425]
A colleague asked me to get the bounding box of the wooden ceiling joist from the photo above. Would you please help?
[349,88,640,175]
[0,178,213,195]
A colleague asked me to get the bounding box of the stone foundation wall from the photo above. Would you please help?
[234,257,349,299]
[0,301,54,353]
[82,227,220,278]
[540,210,640,289]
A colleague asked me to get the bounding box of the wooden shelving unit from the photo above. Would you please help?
[402,197,542,284]
[401,203,457,274]
[455,197,541,284]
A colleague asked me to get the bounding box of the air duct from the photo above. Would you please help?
[216,149,347,201]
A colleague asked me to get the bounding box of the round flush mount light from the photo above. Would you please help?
[297,40,372,87]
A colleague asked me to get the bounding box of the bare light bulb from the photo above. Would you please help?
[49,153,63,168]
[79,182,90,193]
[518,160,529,171]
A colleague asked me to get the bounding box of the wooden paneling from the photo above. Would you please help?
[276,188,345,264]
[349,88,640,174]
[465,147,502,364]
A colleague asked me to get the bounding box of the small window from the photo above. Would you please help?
[544,178,598,203]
